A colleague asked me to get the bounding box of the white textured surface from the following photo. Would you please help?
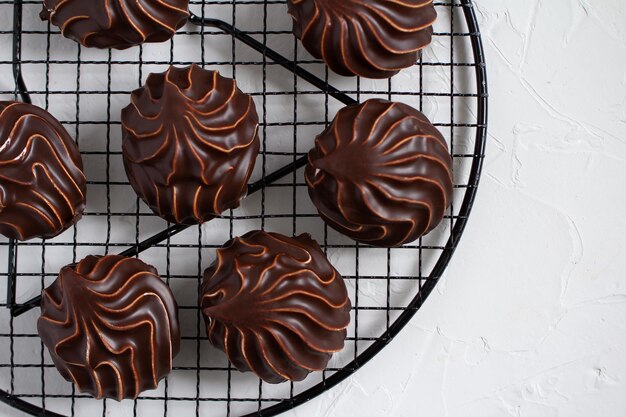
[287,1,626,416]
[1,0,626,416]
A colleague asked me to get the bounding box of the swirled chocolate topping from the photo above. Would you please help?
[305,99,453,247]
[122,65,260,225]
[40,0,189,49]
[200,230,351,383]
[287,0,437,78]
[0,101,86,241]
[38,255,180,401]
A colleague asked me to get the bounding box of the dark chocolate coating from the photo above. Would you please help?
[122,65,260,225]
[40,0,189,50]
[0,101,86,241]
[38,255,180,401]
[305,99,453,247]
[287,0,437,78]
[200,230,351,383]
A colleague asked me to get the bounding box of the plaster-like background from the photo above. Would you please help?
[291,0,626,415]
[288,1,626,415]
[1,0,626,416]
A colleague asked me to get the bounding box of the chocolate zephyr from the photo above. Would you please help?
[0,101,86,241]
[122,65,260,224]
[200,230,351,383]
[305,99,453,247]
[38,255,180,401]
[40,0,189,49]
[287,0,437,78]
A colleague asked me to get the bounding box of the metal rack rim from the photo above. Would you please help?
[0,0,487,415]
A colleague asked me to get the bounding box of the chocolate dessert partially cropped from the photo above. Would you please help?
[40,0,189,49]
[305,99,453,247]
[38,255,180,401]
[0,101,86,241]
[200,230,351,383]
[122,65,260,225]
[287,0,437,78]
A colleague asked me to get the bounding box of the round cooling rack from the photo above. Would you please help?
[0,0,487,416]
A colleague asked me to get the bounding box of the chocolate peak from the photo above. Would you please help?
[288,0,437,78]
[41,0,190,49]
[201,230,351,383]
[38,255,180,401]
[0,101,86,241]
[122,65,260,225]
[305,99,453,247]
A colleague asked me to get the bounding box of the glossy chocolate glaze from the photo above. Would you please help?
[287,0,437,78]
[38,255,180,401]
[305,99,453,247]
[200,230,351,383]
[40,0,189,49]
[0,101,86,241]
[122,65,260,225]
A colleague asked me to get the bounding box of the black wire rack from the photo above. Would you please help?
[0,0,487,416]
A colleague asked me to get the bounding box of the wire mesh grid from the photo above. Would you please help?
[0,0,487,416]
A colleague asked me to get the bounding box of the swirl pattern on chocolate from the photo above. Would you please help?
[305,99,453,247]
[122,65,260,225]
[38,255,180,401]
[40,0,189,49]
[0,101,86,241]
[287,0,437,78]
[200,230,351,383]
